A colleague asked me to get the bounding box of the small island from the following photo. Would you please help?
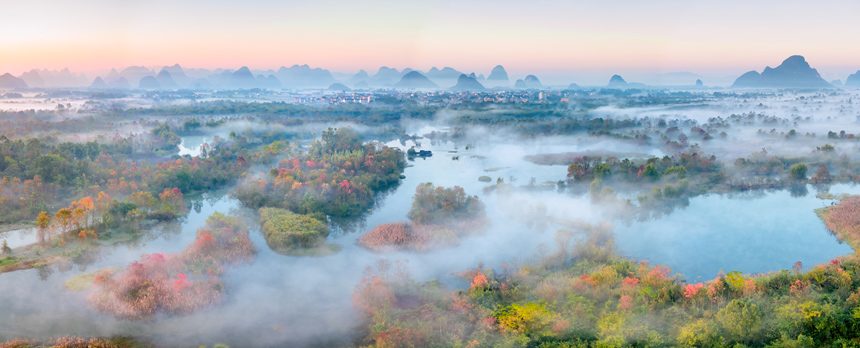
[358,183,486,252]
[259,207,339,256]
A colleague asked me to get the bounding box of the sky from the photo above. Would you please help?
[2,0,860,84]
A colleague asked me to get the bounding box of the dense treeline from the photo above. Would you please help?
[0,133,252,224]
[555,145,860,212]
[108,101,439,126]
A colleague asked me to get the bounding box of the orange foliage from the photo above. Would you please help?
[471,274,489,290]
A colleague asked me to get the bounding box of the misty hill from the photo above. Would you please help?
[733,71,761,87]
[191,78,213,89]
[207,70,235,88]
[426,67,463,80]
[425,67,463,87]
[104,69,122,85]
[524,75,543,88]
[845,71,860,88]
[568,83,580,89]
[18,68,88,88]
[276,65,336,89]
[91,77,107,88]
[487,65,509,82]
[184,68,215,80]
[0,73,28,89]
[138,76,161,89]
[42,68,89,87]
[19,70,45,88]
[354,80,369,89]
[329,83,351,91]
[265,75,282,89]
[696,79,704,87]
[731,55,832,88]
[161,64,192,87]
[348,70,370,85]
[230,67,258,89]
[119,66,156,87]
[107,77,131,89]
[514,79,527,89]
[831,79,843,87]
[608,75,628,88]
[450,74,485,91]
[373,67,400,81]
[156,70,179,89]
[395,71,438,89]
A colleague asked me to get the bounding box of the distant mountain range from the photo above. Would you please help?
[731,55,832,88]
[0,73,28,89]
[1,57,855,90]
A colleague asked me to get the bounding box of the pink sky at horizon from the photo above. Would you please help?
[2,0,860,82]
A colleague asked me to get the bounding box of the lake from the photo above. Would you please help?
[0,134,854,346]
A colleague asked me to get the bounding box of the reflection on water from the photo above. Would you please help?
[0,227,38,249]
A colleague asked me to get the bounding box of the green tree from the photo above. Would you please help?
[716,299,763,342]
[790,163,808,181]
[594,163,611,180]
[642,163,660,181]
[31,154,71,183]
[664,165,687,179]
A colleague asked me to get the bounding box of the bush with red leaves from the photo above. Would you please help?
[88,212,255,320]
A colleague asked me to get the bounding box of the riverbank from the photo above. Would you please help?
[815,195,860,252]
[0,219,178,276]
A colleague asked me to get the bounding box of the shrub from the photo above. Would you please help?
[259,207,329,252]
[358,222,465,252]
[357,222,415,251]
[790,163,808,180]
[716,299,763,342]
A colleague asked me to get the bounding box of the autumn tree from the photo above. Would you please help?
[158,188,184,213]
[1,240,11,255]
[127,191,158,213]
[812,164,831,183]
[36,211,52,246]
[53,208,75,241]
[642,163,660,181]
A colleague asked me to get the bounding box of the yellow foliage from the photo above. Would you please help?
[494,302,555,337]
